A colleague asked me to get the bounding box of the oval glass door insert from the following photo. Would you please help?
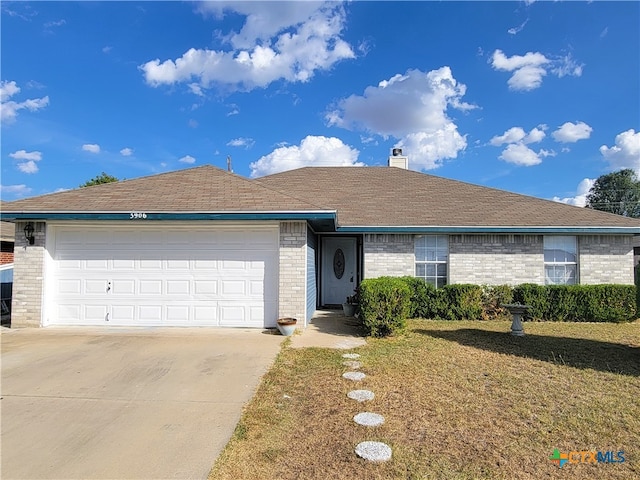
[333,249,345,279]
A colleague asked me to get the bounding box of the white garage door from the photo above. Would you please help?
[46,224,278,327]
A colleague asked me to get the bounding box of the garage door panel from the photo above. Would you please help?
[49,226,278,327]
[140,280,162,295]
[111,279,135,295]
[167,280,190,295]
[112,305,135,322]
[85,305,108,322]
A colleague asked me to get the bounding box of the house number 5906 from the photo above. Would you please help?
[130,212,147,219]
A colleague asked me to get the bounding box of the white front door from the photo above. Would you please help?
[321,237,357,305]
[45,224,278,327]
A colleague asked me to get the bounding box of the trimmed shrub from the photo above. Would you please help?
[399,276,438,319]
[575,285,636,323]
[436,284,483,320]
[481,285,514,321]
[359,277,411,337]
[512,283,549,321]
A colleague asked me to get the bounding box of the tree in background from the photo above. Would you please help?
[79,172,119,188]
[586,169,640,218]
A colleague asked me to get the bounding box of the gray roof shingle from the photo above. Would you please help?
[2,165,326,213]
[256,166,640,228]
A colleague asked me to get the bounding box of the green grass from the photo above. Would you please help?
[209,320,639,480]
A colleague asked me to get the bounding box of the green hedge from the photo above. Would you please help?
[513,283,636,323]
[359,277,411,337]
[357,278,636,336]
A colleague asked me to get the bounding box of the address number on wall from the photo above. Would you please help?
[130,212,148,219]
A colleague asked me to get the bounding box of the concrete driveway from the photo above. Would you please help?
[1,327,283,480]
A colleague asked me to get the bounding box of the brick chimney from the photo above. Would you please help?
[388,148,408,169]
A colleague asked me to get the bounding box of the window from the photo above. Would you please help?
[544,236,577,285]
[415,235,448,288]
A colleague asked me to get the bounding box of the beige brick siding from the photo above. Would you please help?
[579,235,634,284]
[363,234,414,278]
[278,221,307,325]
[449,234,544,285]
[11,221,46,327]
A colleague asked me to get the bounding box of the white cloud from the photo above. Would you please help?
[179,155,196,164]
[326,67,473,170]
[599,129,640,172]
[552,178,595,207]
[9,149,42,161]
[490,126,545,146]
[490,49,582,91]
[250,135,361,177]
[552,121,593,143]
[227,137,255,149]
[17,161,39,174]
[102,46,113,54]
[0,80,49,123]
[120,147,133,156]
[498,143,543,166]
[508,18,529,35]
[82,144,100,153]
[140,2,354,93]
[44,19,66,29]
[10,150,43,174]
[0,184,31,197]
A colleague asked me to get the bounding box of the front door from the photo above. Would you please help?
[321,237,357,306]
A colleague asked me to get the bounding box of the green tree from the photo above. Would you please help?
[79,172,119,188]
[586,169,640,218]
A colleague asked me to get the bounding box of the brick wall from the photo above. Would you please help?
[278,221,307,326]
[11,222,46,327]
[579,235,634,284]
[449,234,544,285]
[363,234,414,278]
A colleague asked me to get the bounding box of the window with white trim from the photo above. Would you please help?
[415,235,448,288]
[544,236,578,285]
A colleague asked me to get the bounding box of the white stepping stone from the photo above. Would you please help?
[342,353,361,359]
[347,390,374,402]
[355,441,392,462]
[342,371,365,381]
[342,360,362,369]
[354,412,385,427]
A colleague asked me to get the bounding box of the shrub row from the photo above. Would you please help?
[358,277,637,337]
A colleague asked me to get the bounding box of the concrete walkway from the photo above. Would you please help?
[1,327,283,480]
[290,310,366,349]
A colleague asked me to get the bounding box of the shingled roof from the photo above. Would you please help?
[2,165,325,213]
[256,166,640,229]
[3,165,639,231]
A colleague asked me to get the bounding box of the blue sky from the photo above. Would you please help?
[2,1,639,207]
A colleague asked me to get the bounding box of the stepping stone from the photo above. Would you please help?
[354,412,385,427]
[342,371,365,381]
[355,441,392,462]
[347,390,374,402]
[342,360,362,369]
[342,353,361,359]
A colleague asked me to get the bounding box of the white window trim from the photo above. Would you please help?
[414,235,448,288]
[543,235,578,285]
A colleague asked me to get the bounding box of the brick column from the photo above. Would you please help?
[12,221,46,327]
[278,222,307,325]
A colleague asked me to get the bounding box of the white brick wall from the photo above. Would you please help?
[579,235,634,284]
[11,221,46,327]
[278,221,307,325]
[449,234,544,285]
[363,234,414,278]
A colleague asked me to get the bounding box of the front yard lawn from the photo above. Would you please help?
[209,320,639,480]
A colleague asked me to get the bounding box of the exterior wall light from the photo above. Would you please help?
[24,222,35,245]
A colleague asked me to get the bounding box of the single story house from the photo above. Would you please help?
[2,155,639,329]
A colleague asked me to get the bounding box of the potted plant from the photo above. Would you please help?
[342,289,359,317]
[276,317,297,336]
